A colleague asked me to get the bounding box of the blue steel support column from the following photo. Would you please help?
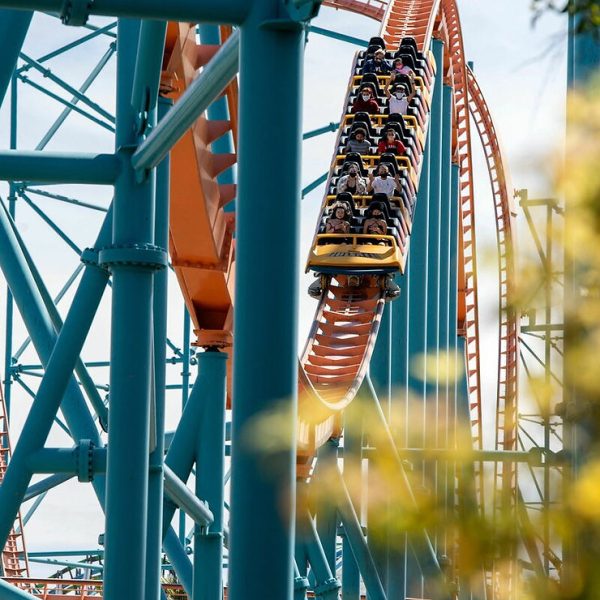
[315,439,339,573]
[101,19,165,600]
[193,350,227,600]
[405,116,432,600]
[425,39,444,404]
[4,73,18,417]
[407,124,431,401]
[342,400,361,599]
[437,83,453,558]
[145,95,171,600]
[423,40,444,576]
[229,3,307,599]
[370,303,392,590]
[371,305,392,411]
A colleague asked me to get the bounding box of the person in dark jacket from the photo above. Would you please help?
[362,48,391,75]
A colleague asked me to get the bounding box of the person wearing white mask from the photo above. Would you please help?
[352,85,380,114]
[386,84,412,116]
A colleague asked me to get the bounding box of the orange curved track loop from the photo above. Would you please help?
[467,66,520,600]
[162,23,237,349]
[162,23,239,401]
[434,0,485,508]
[323,0,389,21]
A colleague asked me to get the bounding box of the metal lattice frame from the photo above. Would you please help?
[0,1,543,599]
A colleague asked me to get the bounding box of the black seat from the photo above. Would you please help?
[386,114,412,138]
[369,36,386,50]
[347,123,374,146]
[341,153,368,177]
[378,153,402,173]
[394,47,430,85]
[368,194,391,218]
[392,73,414,92]
[349,112,377,138]
[398,45,428,75]
[397,44,418,64]
[334,192,358,215]
[365,44,381,57]
[382,121,404,140]
[382,120,411,147]
[370,193,405,228]
[359,74,383,98]
[400,37,423,60]
[394,53,416,70]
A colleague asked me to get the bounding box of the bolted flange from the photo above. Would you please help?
[76,439,94,482]
[294,576,310,592]
[314,577,341,595]
[98,244,168,272]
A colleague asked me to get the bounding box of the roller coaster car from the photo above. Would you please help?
[306,190,405,276]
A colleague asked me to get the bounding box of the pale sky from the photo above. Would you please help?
[0,1,568,576]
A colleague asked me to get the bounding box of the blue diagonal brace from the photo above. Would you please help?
[0,202,110,551]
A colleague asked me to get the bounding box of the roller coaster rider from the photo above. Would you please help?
[361,47,391,75]
[352,85,379,114]
[363,201,387,236]
[345,127,371,154]
[377,129,406,155]
[325,201,352,234]
[367,163,400,197]
[337,164,368,195]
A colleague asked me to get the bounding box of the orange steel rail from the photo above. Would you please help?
[323,0,389,21]
[0,380,30,578]
[297,279,388,460]
[437,0,485,509]
[467,66,521,600]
